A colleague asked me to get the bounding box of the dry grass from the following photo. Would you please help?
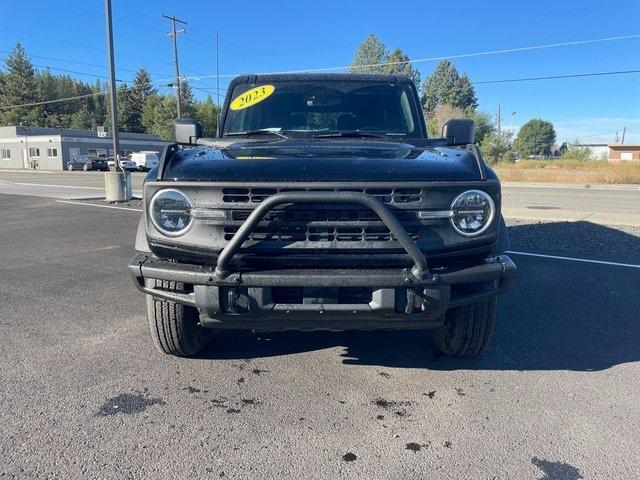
[494,160,640,184]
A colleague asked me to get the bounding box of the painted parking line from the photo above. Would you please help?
[506,250,640,269]
[56,199,142,212]
[15,182,104,190]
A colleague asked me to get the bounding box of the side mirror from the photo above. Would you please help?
[172,118,202,145]
[442,119,475,146]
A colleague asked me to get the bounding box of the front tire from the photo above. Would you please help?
[431,293,497,357]
[67,163,73,171]
[145,280,211,356]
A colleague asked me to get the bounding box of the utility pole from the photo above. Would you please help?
[497,104,501,133]
[162,14,187,118]
[621,126,627,144]
[216,31,220,107]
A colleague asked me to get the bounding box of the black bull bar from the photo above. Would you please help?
[129,191,516,324]
[214,191,430,279]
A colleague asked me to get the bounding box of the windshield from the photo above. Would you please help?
[222,80,424,138]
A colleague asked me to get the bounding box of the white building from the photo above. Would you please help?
[0,126,170,170]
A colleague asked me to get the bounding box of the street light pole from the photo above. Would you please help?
[103,0,131,201]
[104,0,120,171]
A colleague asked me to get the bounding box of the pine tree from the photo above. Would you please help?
[90,79,107,127]
[129,68,156,133]
[142,94,176,140]
[421,60,478,114]
[382,48,421,85]
[179,80,196,118]
[0,43,40,126]
[36,69,59,127]
[105,83,136,132]
[69,107,93,130]
[348,34,387,74]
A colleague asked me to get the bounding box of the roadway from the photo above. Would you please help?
[1,185,639,478]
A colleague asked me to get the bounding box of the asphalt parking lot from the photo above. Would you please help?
[1,192,640,479]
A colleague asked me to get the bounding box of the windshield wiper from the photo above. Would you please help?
[225,128,288,139]
[313,131,386,139]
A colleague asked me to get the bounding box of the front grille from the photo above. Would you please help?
[222,187,422,205]
[230,208,416,223]
[223,224,419,242]
[224,203,421,244]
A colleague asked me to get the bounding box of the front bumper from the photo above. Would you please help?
[129,253,516,330]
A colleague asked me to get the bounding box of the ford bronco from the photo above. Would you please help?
[128,73,516,357]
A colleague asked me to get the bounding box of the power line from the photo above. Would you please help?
[474,69,640,84]
[179,33,640,81]
[0,78,175,110]
[30,64,117,82]
[577,130,619,139]
[0,92,104,110]
[0,49,171,78]
[190,86,217,97]
[0,23,169,69]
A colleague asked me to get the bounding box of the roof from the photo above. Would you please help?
[608,144,640,148]
[228,72,414,86]
[0,125,167,142]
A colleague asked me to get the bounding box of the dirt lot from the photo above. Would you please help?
[494,160,640,184]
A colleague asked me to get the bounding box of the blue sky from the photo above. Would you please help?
[1,0,639,143]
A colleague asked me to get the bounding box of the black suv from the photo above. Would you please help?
[129,73,516,358]
[67,155,109,172]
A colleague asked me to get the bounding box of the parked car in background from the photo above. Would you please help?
[67,155,109,172]
[130,151,159,171]
[106,157,138,171]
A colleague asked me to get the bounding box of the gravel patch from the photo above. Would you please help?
[77,198,143,210]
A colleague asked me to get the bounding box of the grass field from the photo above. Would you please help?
[494,160,640,184]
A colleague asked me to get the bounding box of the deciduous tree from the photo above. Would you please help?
[480,130,514,164]
[513,118,556,157]
[195,95,220,137]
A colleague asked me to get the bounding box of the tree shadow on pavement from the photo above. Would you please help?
[197,221,640,371]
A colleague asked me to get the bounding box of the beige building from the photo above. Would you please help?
[608,144,640,162]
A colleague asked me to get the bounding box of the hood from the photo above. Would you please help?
[161,139,483,182]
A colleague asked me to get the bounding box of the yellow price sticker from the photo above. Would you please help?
[230,85,275,111]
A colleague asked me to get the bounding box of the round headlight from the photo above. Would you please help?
[449,190,495,237]
[149,189,193,236]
